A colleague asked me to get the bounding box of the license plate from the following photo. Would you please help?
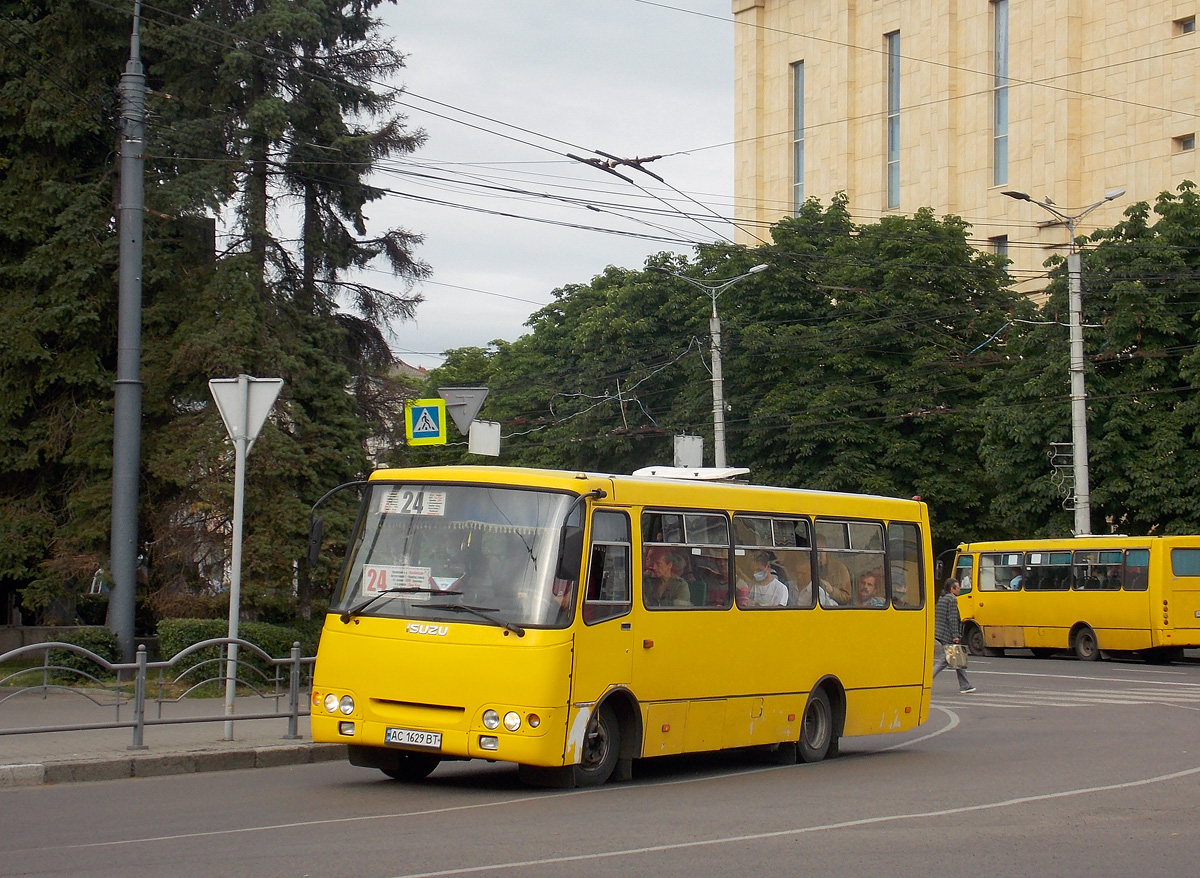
[384,727,442,750]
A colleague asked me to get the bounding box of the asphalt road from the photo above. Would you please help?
[2,653,1198,878]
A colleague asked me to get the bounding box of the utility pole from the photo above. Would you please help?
[1003,187,1125,536]
[650,264,769,468]
[109,1,146,660]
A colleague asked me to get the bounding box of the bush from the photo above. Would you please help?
[47,627,121,681]
[156,619,322,686]
[75,595,108,626]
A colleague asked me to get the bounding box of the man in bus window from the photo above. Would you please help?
[790,553,837,608]
[736,551,788,608]
[855,571,887,607]
[643,547,692,607]
[817,540,853,605]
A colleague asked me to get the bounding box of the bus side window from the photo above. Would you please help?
[584,511,632,624]
[1123,549,1150,591]
[888,522,924,608]
[954,553,974,595]
[979,554,1002,591]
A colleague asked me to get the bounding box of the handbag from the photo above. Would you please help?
[943,643,968,669]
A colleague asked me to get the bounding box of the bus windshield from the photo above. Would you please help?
[332,482,577,629]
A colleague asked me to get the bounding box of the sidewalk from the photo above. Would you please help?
[0,689,346,788]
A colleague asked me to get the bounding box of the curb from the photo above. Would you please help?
[0,743,348,789]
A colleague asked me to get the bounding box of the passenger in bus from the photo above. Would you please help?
[547,577,575,624]
[817,540,853,605]
[855,571,887,607]
[789,553,837,608]
[643,547,692,607]
[736,550,788,608]
[693,555,732,605]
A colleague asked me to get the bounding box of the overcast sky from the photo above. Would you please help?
[365,1,737,370]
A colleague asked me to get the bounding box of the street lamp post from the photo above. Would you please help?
[1002,187,1125,535]
[650,263,769,468]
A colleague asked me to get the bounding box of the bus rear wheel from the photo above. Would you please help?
[573,702,620,787]
[1073,625,1100,661]
[799,688,835,763]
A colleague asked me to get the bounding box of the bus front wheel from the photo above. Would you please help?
[573,702,620,787]
[381,753,440,781]
[965,626,986,657]
[1073,625,1100,661]
[799,688,835,763]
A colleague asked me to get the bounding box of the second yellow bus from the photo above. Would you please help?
[953,536,1200,663]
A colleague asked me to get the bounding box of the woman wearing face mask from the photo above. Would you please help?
[737,550,788,608]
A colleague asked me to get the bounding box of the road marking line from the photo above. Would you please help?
[382,763,1200,877]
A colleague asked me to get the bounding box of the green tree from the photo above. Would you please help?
[980,182,1200,536]
[723,200,1018,545]
[422,199,1019,553]
[0,1,428,624]
[0,2,131,614]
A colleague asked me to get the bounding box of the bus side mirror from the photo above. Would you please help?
[555,525,584,581]
[307,517,324,569]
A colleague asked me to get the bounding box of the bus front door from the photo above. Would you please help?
[566,512,634,767]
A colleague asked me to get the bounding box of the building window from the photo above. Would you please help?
[792,61,805,214]
[1175,133,1196,152]
[1175,16,1196,35]
[886,31,900,209]
[993,0,1009,186]
[990,235,1009,272]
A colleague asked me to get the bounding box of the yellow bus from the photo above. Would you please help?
[952,536,1200,663]
[310,465,934,786]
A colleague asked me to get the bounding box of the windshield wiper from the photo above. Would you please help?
[340,587,463,624]
[413,602,525,637]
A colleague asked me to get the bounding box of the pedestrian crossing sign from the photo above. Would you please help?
[405,398,447,446]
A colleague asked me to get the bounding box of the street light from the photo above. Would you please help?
[1003,187,1125,535]
[650,263,770,468]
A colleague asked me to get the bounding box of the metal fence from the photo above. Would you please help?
[0,637,315,749]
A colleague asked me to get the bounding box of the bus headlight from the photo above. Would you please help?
[339,695,355,715]
[503,711,521,731]
[483,709,500,730]
[324,693,339,713]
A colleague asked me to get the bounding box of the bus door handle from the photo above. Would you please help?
[621,622,631,631]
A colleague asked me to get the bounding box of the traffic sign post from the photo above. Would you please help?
[208,375,284,740]
[406,399,447,446]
